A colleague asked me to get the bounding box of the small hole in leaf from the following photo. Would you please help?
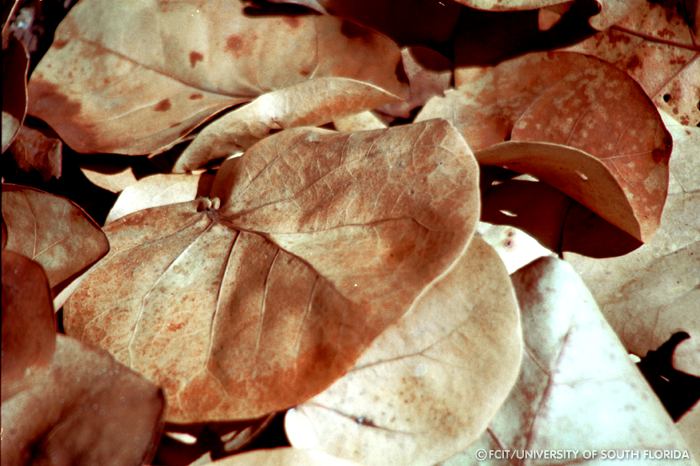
[663,93,671,102]
[499,209,518,218]
[576,170,589,181]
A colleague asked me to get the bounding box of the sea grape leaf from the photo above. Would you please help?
[285,236,522,466]
[443,257,695,466]
[1,184,109,295]
[477,222,552,274]
[106,173,213,223]
[1,35,28,152]
[481,176,645,257]
[453,0,567,10]
[566,112,699,376]
[27,0,407,155]
[207,448,362,465]
[679,403,700,464]
[418,51,671,242]
[545,0,700,127]
[64,120,479,423]
[9,124,63,180]
[1,251,55,400]
[379,46,452,119]
[333,111,387,132]
[1,251,164,466]
[173,77,402,172]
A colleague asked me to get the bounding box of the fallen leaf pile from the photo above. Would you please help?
[1,0,698,465]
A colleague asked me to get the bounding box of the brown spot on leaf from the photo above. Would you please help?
[154,99,171,112]
[226,34,246,57]
[189,93,203,100]
[168,322,184,332]
[189,51,204,68]
[652,148,668,163]
[54,39,68,49]
[627,55,641,71]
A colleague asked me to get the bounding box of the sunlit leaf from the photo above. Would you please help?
[566,112,699,376]
[443,257,694,465]
[1,251,164,466]
[64,120,479,423]
[285,236,522,465]
[28,0,407,155]
[1,184,109,295]
[419,51,671,242]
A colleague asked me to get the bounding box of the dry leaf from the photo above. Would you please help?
[285,236,522,465]
[333,111,387,132]
[547,0,700,127]
[566,112,699,375]
[174,77,403,172]
[206,448,361,466]
[1,184,109,295]
[81,165,139,194]
[9,124,63,180]
[1,35,28,152]
[679,403,700,463]
[27,0,407,155]
[419,51,671,242]
[481,175,645,257]
[106,173,213,223]
[64,120,479,423]
[1,251,55,400]
[379,47,452,119]
[453,0,567,10]
[477,222,552,274]
[443,257,695,466]
[1,252,164,466]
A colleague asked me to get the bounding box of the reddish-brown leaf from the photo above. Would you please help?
[1,252,164,466]
[285,236,522,465]
[1,251,55,400]
[64,120,479,423]
[9,125,62,180]
[419,51,671,242]
[207,448,362,465]
[27,0,407,155]
[1,184,109,295]
[1,36,28,152]
[545,0,700,127]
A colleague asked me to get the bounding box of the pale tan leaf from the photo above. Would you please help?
[453,0,567,10]
[2,36,28,152]
[333,111,386,132]
[174,77,401,172]
[2,184,109,295]
[64,120,479,423]
[1,252,56,401]
[443,257,695,466]
[477,222,552,274]
[81,165,139,194]
[679,403,700,463]
[28,0,407,155]
[420,51,671,242]
[206,448,362,466]
[285,236,522,466]
[106,173,212,223]
[9,125,62,180]
[566,112,700,374]
[1,252,164,466]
